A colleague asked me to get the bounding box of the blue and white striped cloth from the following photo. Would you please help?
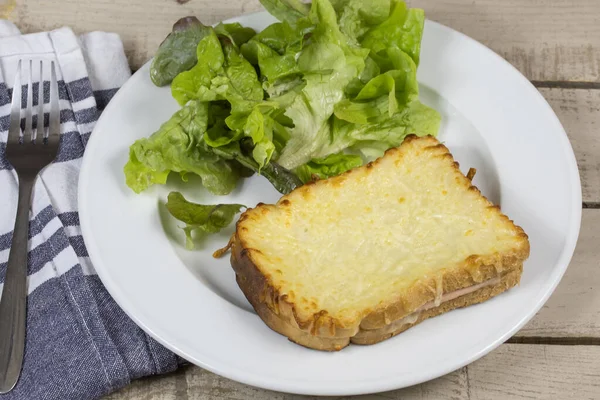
[0,21,182,400]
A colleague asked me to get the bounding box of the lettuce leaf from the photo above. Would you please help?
[171,29,283,168]
[264,75,306,108]
[241,22,304,83]
[276,0,368,169]
[334,48,418,123]
[215,42,265,114]
[214,23,256,48]
[124,100,242,195]
[203,103,243,147]
[150,17,211,87]
[259,0,310,24]
[335,100,441,159]
[333,0,391,43]
[171,29,263,113]
[171,30,225,105]
[211,102,290,169]
[244,107,277,169]
[275,0,433,168]
[134,0,440,201]
[361,0,425,66]
[210,141,302,194]
[295,152,363,183]
[166,191,245,249]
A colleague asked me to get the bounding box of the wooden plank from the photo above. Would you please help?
[102,368,185,400]
[3,0,600,82]
[181,364,468,399]
[516,209,600,338]
[104,345,600,399]
[4,0,263,70]
[538,88,600,204]
[467,344,600,399]
[102,363,469,399]
[408,0,600,83]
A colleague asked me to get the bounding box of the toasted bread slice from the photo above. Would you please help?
[231,135,530,351]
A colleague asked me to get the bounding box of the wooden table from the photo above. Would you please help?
[5,0,599,398]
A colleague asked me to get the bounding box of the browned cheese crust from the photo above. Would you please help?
[230,135,530,351]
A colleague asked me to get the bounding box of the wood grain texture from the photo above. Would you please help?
[516,209,600,338]
[467,344,600,399]
[5,0,264,70]
[181,364,468,400]
[407,0,600,83]
[104,345,600,399]
[538,88,600,204]
[3,0,599,82]
[103,369,183,400]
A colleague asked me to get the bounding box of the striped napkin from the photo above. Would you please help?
[0,21,182,400]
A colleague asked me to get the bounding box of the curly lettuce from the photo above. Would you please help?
[128,0,440,199]
[295,152,363,183]
[124,100,243,195]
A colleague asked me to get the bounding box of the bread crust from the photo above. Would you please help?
[351,266,522,345]
[232,238,351,351]
[232,234,524,350]
[230,135,530,350]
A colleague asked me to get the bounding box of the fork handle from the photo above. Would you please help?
[0,173,35,393]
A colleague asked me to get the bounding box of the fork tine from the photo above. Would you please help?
[35,60,44,142]
[46,61,60,147]
[23,60,33,143]
[7,60,22,146]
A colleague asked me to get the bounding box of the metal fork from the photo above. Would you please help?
[0,60,61,393]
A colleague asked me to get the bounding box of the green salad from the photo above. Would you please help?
[124,0,440,247]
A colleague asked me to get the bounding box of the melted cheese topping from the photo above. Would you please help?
[241,140,527,322]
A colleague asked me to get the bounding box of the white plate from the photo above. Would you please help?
[79,12,581,396]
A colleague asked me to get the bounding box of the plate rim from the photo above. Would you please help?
[79,13,582,395]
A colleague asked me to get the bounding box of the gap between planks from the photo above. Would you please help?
[507,336,600,346]
[532,81,600,90]
[583,202,600,209]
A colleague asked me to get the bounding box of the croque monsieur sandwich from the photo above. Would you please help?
[231,135,530,351]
